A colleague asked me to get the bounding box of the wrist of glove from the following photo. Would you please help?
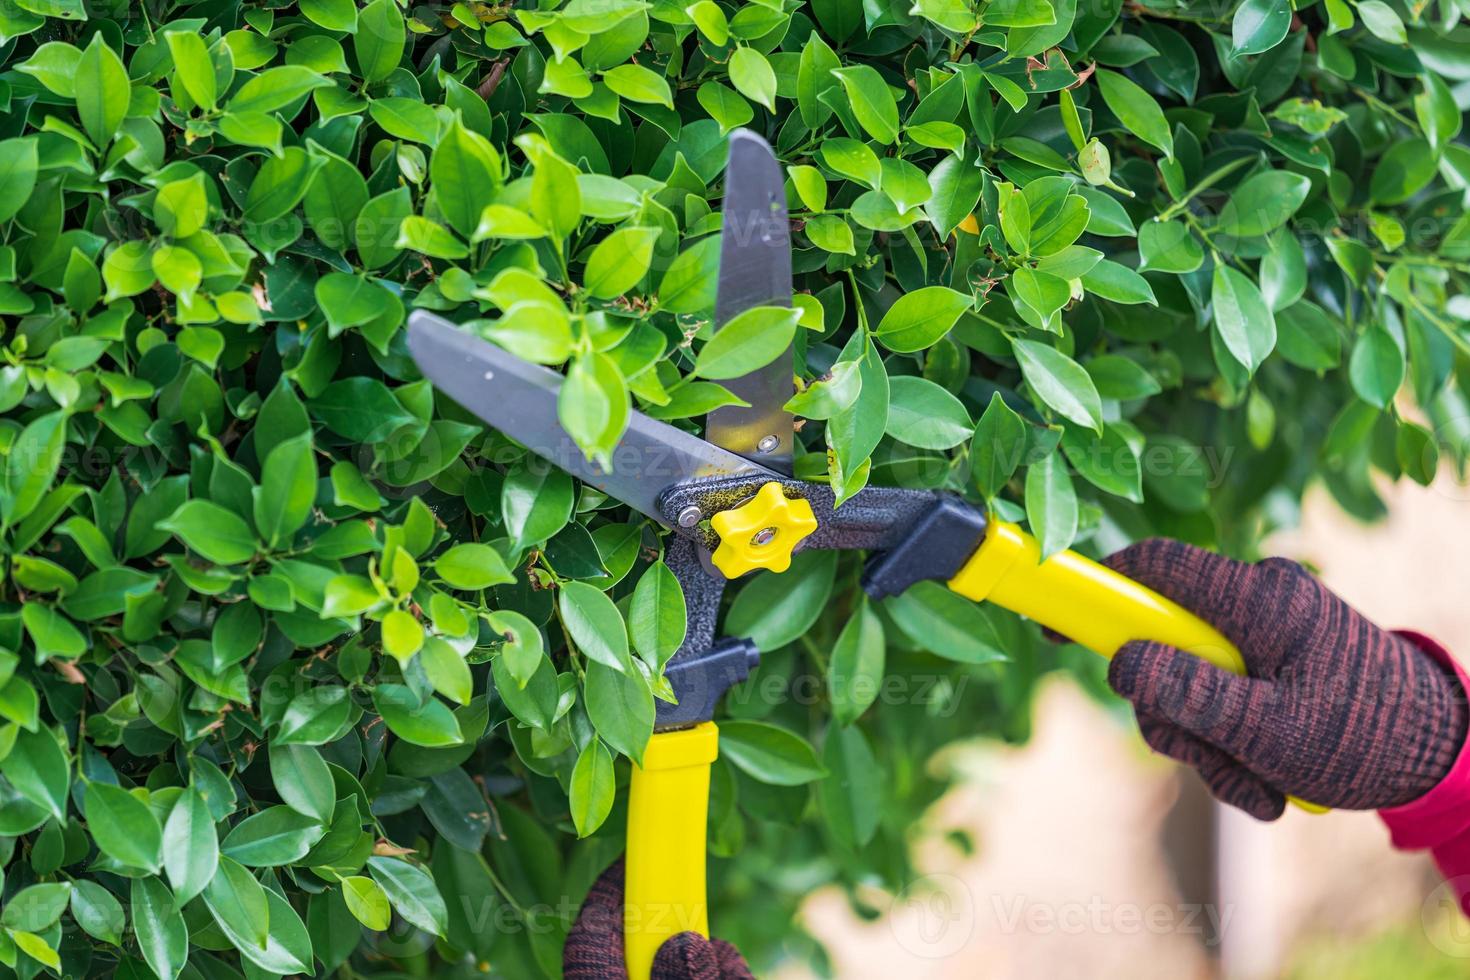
[1094,539,1469,820]
[564,860,753,980]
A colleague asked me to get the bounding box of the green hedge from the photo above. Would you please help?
[0,0,1465,975]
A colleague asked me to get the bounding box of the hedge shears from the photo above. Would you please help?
[408,129,1315,979]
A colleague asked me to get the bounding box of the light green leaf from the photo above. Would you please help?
[1011,339,1103,431]
[693,306,799,379]
[874,286,971,352]
[76,34,129,146]
[1095,69,1173,158]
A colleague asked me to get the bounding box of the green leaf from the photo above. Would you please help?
[84,781,163,872]
[585,660,654,763]
[1232,0,1291,55]
[270,743,335,822]
[69,880,125,946]
[1080,259,1156,305]
[245,146,322,223]
[1138,219,1203,274]
[0,138,38,225]
[602,64,674,107]
[584,227,659,298]
[241,889,315,974]
[2,883,70,932]
[368,856,448,936]
[373,683,464,747]
[1348,323,1405,408]
[1086,355,1163,399]
[726,549,838,651]
[431,117,502,239]
[21,603,84,660]
[1010,339,1103,431]
[502,461,573,551]
[729,46,777,111]
[1358,0,1406,44]
[342,876,392,930]
[828,599,884,726]
[220,805,326,866]
[204,856,270,951]
[559,581,633,672]
[569,738,615,837]
[421,636,473,704]
[3,411,65,529]
[356,0,406,82]
[253,433,316,548]
[1415,74,1462,151]
[559,351,629,467]
[925,153,985,238]
[819,723,881,849]
[1369,139,1438,205]
[1095,69,1173,158]
[8,931,58,971]
[302,0,358,30]
[396,215,469,259]
[629,560,686,670]
[831,65,899,144]
[874,286,971,352]
[693,306,800,380]
[76,34,129,146]
[1276,301,1342,370]
[0,729,69,820]
[1211,264,1277,374]
[885,376,972,450]
[1215,170,1312,237]
[885,581,1006,663]
[131,877,189,980]
[718,721,826,786]
[166,31,217,109]
[434,542,514,590]
[158,500,258,565]
[230,66,332,113]
[382,609,424,664]
[162,787,218,904]
[1025,450,1079,558]
[971,393,1028,498]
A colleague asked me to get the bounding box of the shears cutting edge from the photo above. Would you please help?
[407,129,1321,980]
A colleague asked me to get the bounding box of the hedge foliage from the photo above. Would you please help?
[0,0,1466,975]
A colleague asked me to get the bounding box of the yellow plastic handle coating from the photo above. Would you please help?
[625,722,719,980]
[948,521,1328,813]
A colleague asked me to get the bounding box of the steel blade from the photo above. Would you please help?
[706,128,795,473]
[407,312,775,524]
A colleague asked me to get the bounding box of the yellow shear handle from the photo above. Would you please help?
[625,722,719,980]
[949,521,1328,813]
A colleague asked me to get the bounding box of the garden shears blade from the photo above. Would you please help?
[706,129,794,473]
[405,313,775,525]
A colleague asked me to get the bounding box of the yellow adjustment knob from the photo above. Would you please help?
[708,482,818,579]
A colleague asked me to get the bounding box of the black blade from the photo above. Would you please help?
[706,129,795,473]
[406,312,777,525]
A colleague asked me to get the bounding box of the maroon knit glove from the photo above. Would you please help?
[1095,539,1468,820]
[563,861,754,980]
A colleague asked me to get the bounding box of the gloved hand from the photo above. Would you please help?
[563,860,753,980]
[1094,538,1468,820]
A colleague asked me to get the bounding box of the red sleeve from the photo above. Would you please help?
[1378,631,1470,914]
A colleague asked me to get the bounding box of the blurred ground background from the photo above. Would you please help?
[780,475,1470,979]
